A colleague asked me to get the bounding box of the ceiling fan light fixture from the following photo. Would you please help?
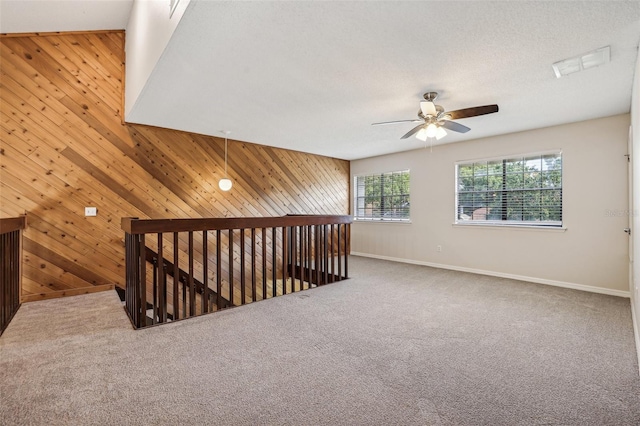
[425,123,438,138]
[435,126,447,140]
[415,127,428,142]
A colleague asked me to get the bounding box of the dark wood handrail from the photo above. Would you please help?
[122,215,352,234]
[0,215,27,235]
[122,215,351,329]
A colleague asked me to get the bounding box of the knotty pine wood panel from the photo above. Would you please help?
[0,31,349,302]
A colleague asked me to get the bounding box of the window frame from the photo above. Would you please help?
[454,151,563,228]
[353,169,411,222]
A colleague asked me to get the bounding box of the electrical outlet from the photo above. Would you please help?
[436,245,442,252]
[85,207,97,217]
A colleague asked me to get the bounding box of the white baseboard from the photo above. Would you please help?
[350,251,631,298]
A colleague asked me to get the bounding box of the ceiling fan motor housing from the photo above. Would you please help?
[423,92,439,102]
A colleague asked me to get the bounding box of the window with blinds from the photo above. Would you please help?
[354,170,410,221]
[456,152,562,226]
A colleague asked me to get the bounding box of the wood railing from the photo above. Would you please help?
[122,215,351,329]
[1,215,26,336]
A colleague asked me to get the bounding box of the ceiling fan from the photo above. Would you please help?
[372,92,499,141]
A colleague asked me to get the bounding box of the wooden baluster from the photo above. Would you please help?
[182,269,187,318]
[124,233,131,326]
[202,230,208,315]
[188,231,195,317]
[152,254,157,325]
[262,228,267,300]
[330,224,335,283]
[345,223,350,279]
[216,230,222,310]
[315,225,321,285]
[282,226,288,295]
[240,229,246,305]
[271,227,277,299]
[307,225,312,286]
[300,226,308,290]
[173,232,179,321]
[139,234,146,327]
[159,233,168,323]
[323,224,329,285]
[291,226,296,292]
[251,228,257,302]
[229,230,234,306]
[337,224,342,280]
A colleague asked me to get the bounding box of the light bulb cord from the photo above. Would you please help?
[224,137,228,177]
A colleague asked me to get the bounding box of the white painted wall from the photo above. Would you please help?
[351,114,631,296]
[631,46,640,371]
[125,0,191,118]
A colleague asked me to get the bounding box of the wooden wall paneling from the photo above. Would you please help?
[23,262,85,292]
[22,237,109,285]
[279,148,340,212]
[1,142,130,245]
[192,136,269,217]
[20,276,56,297]
[253,147,320,214]
[4,37,117,123]
[124,129,228,218]
[25,147,148,226]
[31,36,122,111]
[0,153,125,283]
[308,155,350,211]
[0,197,26,217]
[243,144,317,214]
[230,143,307,214]
[0,42,66,102]
[249,146,320,215]
[1,31,349,302]
[24,252,95,289]
[132,129,233,217]
[14,34,121,115]
[21,284,115,303]
[217,141,288,215]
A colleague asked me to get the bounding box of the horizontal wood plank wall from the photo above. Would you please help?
[0,31,350,302]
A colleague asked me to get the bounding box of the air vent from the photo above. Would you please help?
[552,46,610,78]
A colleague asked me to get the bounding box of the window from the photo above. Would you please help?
[456,152,562,226]
[355,170,410,221]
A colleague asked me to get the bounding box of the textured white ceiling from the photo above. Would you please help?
[2,1,640,160]
[0,0,133,33]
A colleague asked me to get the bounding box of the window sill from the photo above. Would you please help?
[452,222,567,232]
[354,219,412,225]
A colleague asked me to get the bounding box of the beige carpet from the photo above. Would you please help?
[1,256,639,425]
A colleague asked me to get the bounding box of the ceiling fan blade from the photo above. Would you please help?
[372,119,422,126]
[401,124,425,139]
[446,104,499,120]
[441,120,471,133]
[420,100,437,117]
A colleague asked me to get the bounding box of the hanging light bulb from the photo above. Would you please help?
[425,123,438,138]
[435,126,447,140]
[218,131,232,191]
[415,127,428,142]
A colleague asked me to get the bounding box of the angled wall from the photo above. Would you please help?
[0,31,349,302]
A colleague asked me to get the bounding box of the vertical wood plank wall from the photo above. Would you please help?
[0,31,350,302]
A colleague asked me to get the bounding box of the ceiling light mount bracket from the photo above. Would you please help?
[423,92,439,102]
